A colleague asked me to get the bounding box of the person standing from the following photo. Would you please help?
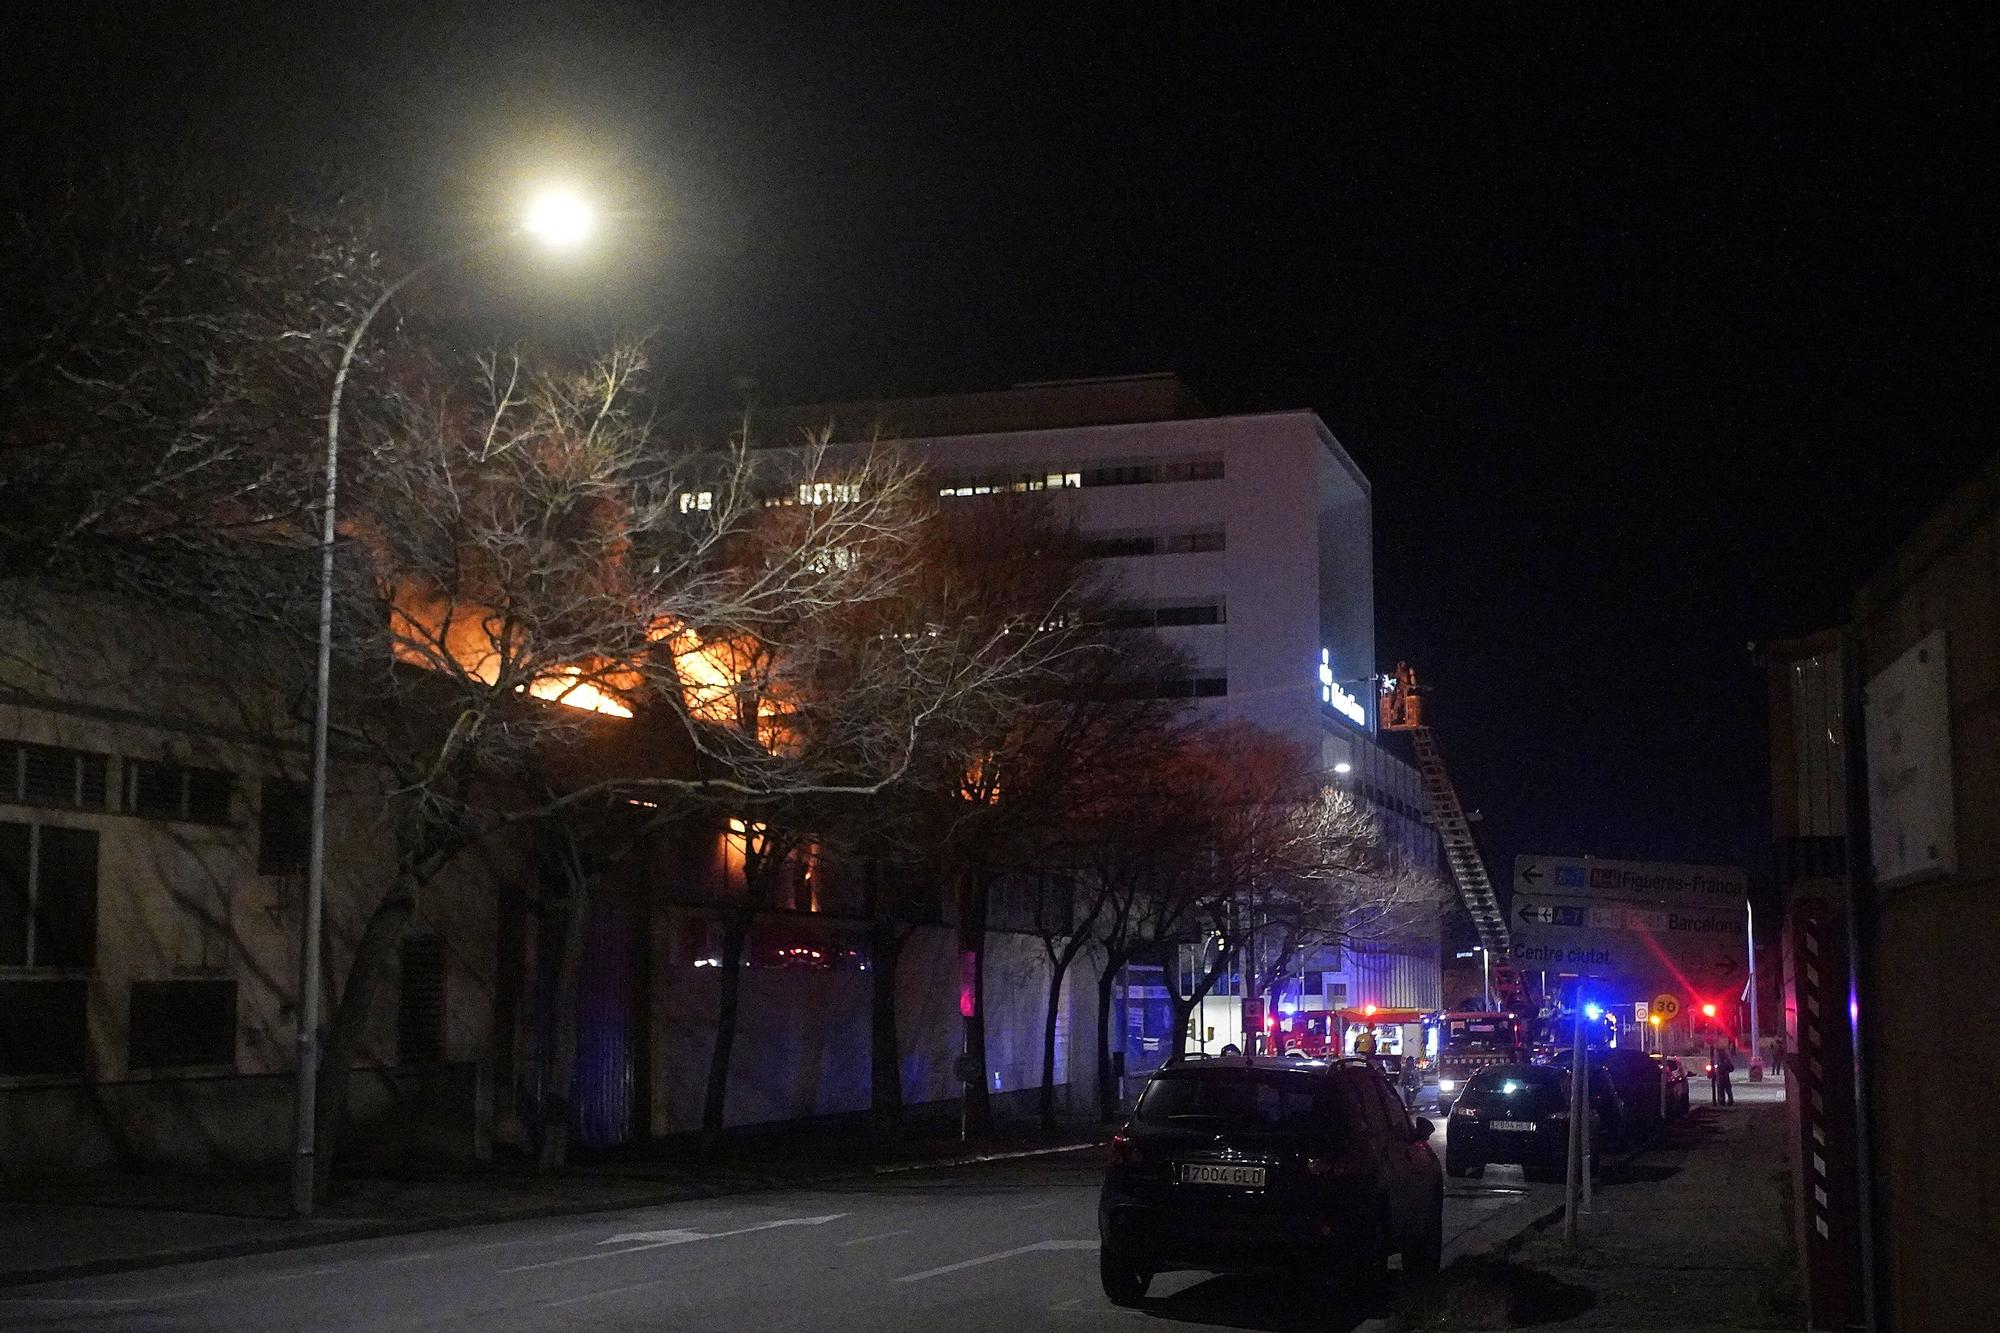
[1716,1048,1736,1106]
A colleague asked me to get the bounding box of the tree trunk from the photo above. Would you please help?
[1094,950,1128,1123]
[700,910,752,1151]
[1166,947,1224,1063]
[1038,961,1066,1131]
[314,873,417,1188]
[863,863,906,1146]
[959,866,994,1137]
[536,864,593,1173]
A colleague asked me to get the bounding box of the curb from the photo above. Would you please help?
[1,1140,1098,1291]
[873,1141,1098,1174]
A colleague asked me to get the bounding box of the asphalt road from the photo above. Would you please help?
[0,1130,1559,1333]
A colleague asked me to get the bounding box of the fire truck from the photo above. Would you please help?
[1430,1010,1527,1113]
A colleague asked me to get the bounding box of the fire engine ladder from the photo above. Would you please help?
[1408,725,1511,956]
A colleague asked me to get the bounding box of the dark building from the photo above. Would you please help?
[1765,451,2000,1332]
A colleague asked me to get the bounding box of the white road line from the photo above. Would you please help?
[839,1229,913,1247]
[0,1294,184,1307]
[501,1214,847,1274]
[894,1239,1095,1283]
[378,1250,441,1266]
[261,1263,348,1283]
[544,1278,667,1309]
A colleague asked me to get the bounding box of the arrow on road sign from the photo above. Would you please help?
[1519,864,1544,886]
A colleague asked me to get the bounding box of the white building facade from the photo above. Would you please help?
[779,374,1443,1060]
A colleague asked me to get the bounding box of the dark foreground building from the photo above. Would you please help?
[1765,451,2000,1332]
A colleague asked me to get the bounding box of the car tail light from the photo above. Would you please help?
[1109,1132,1138,1166]
[1452,1103,1480,1120]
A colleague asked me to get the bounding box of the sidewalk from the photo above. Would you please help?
[1406,1082,1800,1330]
[0,1118,1103,1288]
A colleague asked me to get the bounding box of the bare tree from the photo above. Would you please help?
[0,160,381,673]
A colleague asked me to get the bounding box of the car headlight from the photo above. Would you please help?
[1438,1078,1457,1093]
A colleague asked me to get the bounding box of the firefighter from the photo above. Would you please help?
[1353,1024,1377,1063]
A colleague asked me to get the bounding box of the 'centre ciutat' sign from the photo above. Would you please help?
[1510,855,1747,983]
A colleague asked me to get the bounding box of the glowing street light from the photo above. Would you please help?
[293,186,601,1221]
[523,187,596,248]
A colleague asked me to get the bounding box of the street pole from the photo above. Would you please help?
[291,235,512,1220]
[1745,897,1761,1075]
[1481,947,1491,1011]
[1563,988,1586,1249]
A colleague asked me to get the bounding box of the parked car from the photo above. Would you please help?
[1546,1047,1663,1144]
[1443,1063,1613,1182]
[1098,1057,1443,1306]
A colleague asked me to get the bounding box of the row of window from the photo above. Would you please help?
[1085,676,1229,701]
[1356,781,1425,826]
[0,743,311,874]
[936,454,1224,499]
[0,947,446,1078]
[1,741,232,826]
[1078,528,1226,559]
[1105,600,1226,630]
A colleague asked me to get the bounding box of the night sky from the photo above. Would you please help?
[8,4,1995,890]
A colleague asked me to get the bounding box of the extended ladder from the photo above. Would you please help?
[1378,663,1510,955]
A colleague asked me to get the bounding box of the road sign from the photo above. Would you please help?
[1651,993,1681,1020]
[1512,855,1746,904]
[1510,855,1747,984]
[1632,1002,1651,1024]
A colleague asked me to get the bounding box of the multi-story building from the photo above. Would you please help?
[770,374,1444,1059]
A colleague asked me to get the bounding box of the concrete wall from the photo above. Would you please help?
[0,594,500,1170]
[649,921,1094,1135]
[1850,452,2000,1331]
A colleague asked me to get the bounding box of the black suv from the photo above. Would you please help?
[1097,1058,1443,1306]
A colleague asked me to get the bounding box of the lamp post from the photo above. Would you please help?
[291,189,596,1220]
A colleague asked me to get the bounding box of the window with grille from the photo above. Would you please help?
[126,759,233,825]
[0,741,112,812]
[0,821,98,969]
[128,978,236,1070]
[0,978,88,1076]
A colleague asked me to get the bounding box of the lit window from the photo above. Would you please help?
[797,481,861,505]
[679,490,714,513]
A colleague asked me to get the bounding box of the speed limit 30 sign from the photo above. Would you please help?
[1650,993,1681,1020]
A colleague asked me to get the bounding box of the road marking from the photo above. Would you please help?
[0,1293,194,1307]
[261,1263,348,1282]
[378,1250,440,1266]
[599,1228,707,1246]
[501,1214,847,1273]
[544,1278,667,1309]
[894,1239,1096,1283]
[839,1229,913,1247]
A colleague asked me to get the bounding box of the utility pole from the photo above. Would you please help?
[1745,897,1761,1075]
[1563,987,1586,1250]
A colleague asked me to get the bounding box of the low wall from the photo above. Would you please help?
[0,1063,482,1173]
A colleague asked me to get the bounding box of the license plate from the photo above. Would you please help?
[1179,1162,1267,1187]
[1490,1120,1537,1133]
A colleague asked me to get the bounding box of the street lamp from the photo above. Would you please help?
[292,187,598,1220]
